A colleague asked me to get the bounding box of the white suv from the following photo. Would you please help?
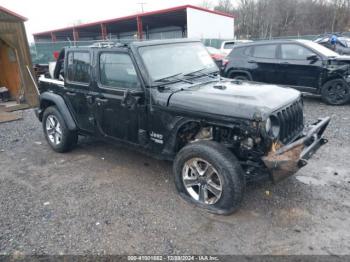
[220,40,253,55]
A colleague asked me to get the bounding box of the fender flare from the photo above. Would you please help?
[226,70,253,80]
[161,118,200,157]
[161,117,236,157]
[39,92,77,131]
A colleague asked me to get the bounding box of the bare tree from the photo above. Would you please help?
[214,0,234,13]
[214,0,350,39]
[199,0,214,9]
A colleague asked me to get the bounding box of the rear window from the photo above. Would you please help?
[67,52,90,84]
[252,45,277,59]
[228,46,249,57]
[229,46,248,57]
[224,42,235,49]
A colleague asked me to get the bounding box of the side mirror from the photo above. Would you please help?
[307,54,318,61]
[121,89,144,109]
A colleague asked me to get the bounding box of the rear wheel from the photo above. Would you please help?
[173,141,245,215]
[42,106,78,153]
[321,79,350,105]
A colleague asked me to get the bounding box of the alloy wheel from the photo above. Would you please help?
[325,81,349,104]
[45,115,62,145]
[182,158,223,205]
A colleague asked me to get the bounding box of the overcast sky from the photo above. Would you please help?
[0,0,215,42]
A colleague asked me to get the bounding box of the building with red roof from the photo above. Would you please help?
[33,5,234,43]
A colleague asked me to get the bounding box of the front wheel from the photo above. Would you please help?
[321,79,350,105]
[173,141,245,215]
[42,106,78,153]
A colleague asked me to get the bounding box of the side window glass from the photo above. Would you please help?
[244,46,252,56]
[99,53,140,89]
[281,44,315,60]
[253,45,277,59]
[67,52,90,83]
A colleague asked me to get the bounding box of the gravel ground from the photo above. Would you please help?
[0,97,349,255]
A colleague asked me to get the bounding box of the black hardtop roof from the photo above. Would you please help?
[130,38,201,47]
[63,38,202,51]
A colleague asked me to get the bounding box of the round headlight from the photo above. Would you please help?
[266,116,280,138]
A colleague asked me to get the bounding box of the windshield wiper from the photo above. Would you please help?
[154,73,193,84]
[184,68,218,78]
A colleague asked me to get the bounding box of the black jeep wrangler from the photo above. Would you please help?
[36,39,330,215]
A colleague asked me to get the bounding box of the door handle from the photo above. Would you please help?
[86,95,94,104]
[66,91,76,96]
[95,97,108,106]
[248,60,256,63]
[280,62,289,65]
[96,97,108,102]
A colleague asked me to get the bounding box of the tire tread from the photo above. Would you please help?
[173,140,245,215]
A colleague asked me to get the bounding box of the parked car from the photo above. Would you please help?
[33,64,49,79]
[314,33,350,55]
[223,39,350,105]
[36,39,330,215]
[206,46,227,70]
[220,40,253,55]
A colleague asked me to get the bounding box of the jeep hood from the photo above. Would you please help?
[167,80,301,120]
[332,55,350,62]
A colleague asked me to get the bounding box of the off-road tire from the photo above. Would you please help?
[42,106,78,153]
[321,79,350,105]
[173,141,245,215]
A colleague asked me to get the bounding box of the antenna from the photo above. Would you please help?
[138,2,146,13]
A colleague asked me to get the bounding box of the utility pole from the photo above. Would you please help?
[138,2,147,13]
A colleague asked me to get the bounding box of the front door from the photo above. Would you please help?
[94,50,145,144]
[64,50,95,133]
[279,43,323,90]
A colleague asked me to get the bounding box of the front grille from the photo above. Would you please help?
[275,100,304,144]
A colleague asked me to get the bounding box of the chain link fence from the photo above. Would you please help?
[30,34,321,64]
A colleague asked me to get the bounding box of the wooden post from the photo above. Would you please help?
[101,23,107,40]
[51,32,57,42]
[73,28,79,42]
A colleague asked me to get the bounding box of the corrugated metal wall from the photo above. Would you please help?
[147,26,183,39]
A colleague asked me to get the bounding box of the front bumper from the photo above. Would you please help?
[262,117,330,183]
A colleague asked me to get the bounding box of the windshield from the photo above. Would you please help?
[301,41,339,57]
[139,42,218,82]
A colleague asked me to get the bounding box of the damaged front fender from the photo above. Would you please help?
[262,117,330,183]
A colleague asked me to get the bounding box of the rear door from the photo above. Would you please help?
[93,50,145,144]
[279,43,323,90]
[63,50,95,133]
[249,44,281,84]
